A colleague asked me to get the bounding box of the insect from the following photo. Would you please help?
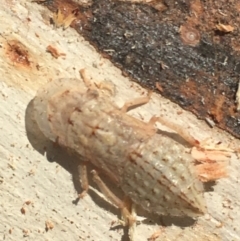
[33,69,227,240]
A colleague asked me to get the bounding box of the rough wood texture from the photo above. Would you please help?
[0,1,240,241]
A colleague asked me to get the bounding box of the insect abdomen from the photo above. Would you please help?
[121,136,206,217]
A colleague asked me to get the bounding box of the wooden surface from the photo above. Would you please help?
[0,1,240,241]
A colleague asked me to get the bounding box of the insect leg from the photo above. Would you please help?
[78,162,89,198]
[79,68,115,95]
[79,69,94,90]
[128,201,137,241]
[91,170,135,226]
[120,91,152,113]
[148,115,199,147]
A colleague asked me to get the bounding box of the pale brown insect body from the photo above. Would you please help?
[33,70,207,224]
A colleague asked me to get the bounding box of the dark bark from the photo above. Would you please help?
[38,0,240,138]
